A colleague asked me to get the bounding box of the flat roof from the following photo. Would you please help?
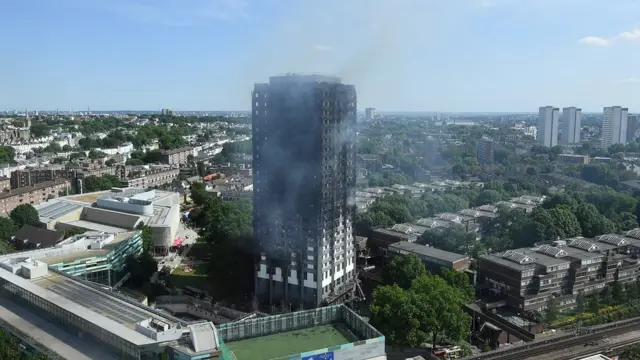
[33,273,168,330]
[225,324,357,360]
[37,200,86,222]
[40,249,110,264]
[69,192,108,204]
[389,241,468,263]
[63,219,129,233]
[143,205,173,227]
[0,268,155,346]
[40,232,134,264]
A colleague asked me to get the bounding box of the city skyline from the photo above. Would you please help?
[1,0,639,112]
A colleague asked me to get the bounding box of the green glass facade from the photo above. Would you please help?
[48,232,143,286]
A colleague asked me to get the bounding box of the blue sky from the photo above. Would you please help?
[1,0,639,112]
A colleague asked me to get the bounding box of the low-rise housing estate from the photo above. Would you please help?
[478,231,640,312]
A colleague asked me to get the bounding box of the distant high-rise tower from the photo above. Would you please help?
[477,137,495,165]
[560,107,581,144]
[537,106,560,147]
[365,107,376,121]
[601,106,629,149]
[252,74,357,309]
[627,114,638,143]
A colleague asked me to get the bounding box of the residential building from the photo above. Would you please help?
[537,106,560,147]
[560,107,582,144]
[557,154,590,165]
[252,74,357,308]
[370,225,421,250]
[120,168,180,188]
[477,137,495,165]
[11,168,70,188]
[388,241,470,272]
[365,107,376,121]
[0,179,70,214]
[628,114,638,143]
[478,233,640,312]
[159,147,194,165]
[601,106,629,149]
[11,225,64,250]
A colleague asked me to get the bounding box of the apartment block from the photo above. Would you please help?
[601,106,629,149]
[477,137,495,165]
[560,107,582,144]
[159,147,194,165]
[120,169,180,188]
[11,168,70,188]
[628,114,638,143]
[537,106,560,147]
[0,179,70,214]
[252,74,357,308]
[478,233,640,312]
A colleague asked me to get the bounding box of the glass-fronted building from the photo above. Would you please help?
[47,231,142,285]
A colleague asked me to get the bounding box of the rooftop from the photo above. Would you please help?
[225,324,356,360]
[0,232,221,356]
[33,272,167,330]
[39,232,134,264]
[389,241,468,264]
[13,225,64,248]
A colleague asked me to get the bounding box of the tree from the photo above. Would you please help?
[136,222,154,254]
[474,190,502,206]
[382,254,426,289]
[126,252,158,288]
[600,286,613,306]
[622,345,640,360]
[0,330,21,360]
[197,197,254,299]
[412,275,470,351]
[544,296,559,326]
[190,182,211,206]
[197,161,206,178]
[0,146,16,164]
[587,295,600,314]
[420,227,476,254]
[575,291,586,315]
[82,175,121,192]
[369,284,427,347]
[441,268,475,302]
[612,282,625,305]
[62,227,86,238]
[370,274,470,349]
[575,203,616,238]
[10,204,40,229]
[0,218,16,242]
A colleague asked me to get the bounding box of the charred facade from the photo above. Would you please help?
[252,75,357,309]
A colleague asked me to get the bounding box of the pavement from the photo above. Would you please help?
[157,222,199,272]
